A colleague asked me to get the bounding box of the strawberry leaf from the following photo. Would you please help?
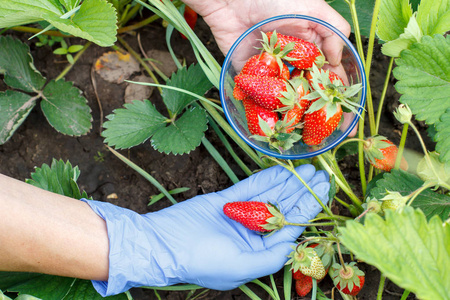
[162,64,213,115]
[339,207,450,300]
[367,169,450,221]
[393,35,450,164]
[416,0,450,36]
[0,90,37,145]
[376,0,412,42]
[0,0,117,47]
[0,272,126,300]
[0,36,46,93]
[25,159,90,199]
[151,106,208,155]
[102,100,167,149]
[41,80,92,136]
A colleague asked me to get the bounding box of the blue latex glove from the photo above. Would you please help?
[83,164,330,296]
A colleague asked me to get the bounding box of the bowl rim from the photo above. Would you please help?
[219,14,367,159]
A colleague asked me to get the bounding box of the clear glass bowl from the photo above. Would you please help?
[219,14,367,159]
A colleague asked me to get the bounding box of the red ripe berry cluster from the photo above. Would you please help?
[232,31,362,152]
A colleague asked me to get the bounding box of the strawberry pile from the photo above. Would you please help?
[232,31,362,152]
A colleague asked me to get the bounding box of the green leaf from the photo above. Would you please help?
[417,151,450,186]
[0,0,117,47]
[328,0,375,37]
[434,108,450,164]
[59,0,80,11]
[5,274,75,300]
[102,99,167,149]
[368,169,450,221]
[53,47,68,55]
[67,44,84,53]
[44,0,118,47]
[381,13,422,57]
[63,279,127,300]
[339,207,450,300]
[376,0,412,42]
[0,90,38,145]
[393,35,450,163]
[0,36,46,93]
[25,159,88,199]
[0,0,63,28]
[162,64,213,114]
[151,106,208,155]
[41,79,92,136]
[416,0,450,36]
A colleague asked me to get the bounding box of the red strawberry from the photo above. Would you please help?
[302,101,343,145]
[223,201,285,233]
[242,98,279,136]
[331,262,365,296]
[240,52,290,80]
[363,136,408,171]
[235,74,288,110]
[301,65,362,145]
[294,274,314,297]
[232,84,247,101]
[266,31,325,70]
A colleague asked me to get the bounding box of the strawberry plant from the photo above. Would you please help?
[0,0,449,299]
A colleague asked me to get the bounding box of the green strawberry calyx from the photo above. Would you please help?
[380,190,409,212]
[260,203,286,232]
[330,262,365,294]
[362,135,394,166]
[286,244,326,280]
[251,117,302,152]
[257,30,296,74]
[277,76,310,110]
[303,64,363,121]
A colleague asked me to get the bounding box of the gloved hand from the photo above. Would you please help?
[83,164,330,296]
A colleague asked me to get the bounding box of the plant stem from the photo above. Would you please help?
[376,274,386,300]
[311,278,317,300]
[407,121,441,181]
[55,41,92,81]
[269,158,333,216]
[106,146,178,205]
[10,26,69,37]
[394,123,409,170]
[334,196,351,208]
[201,102,266,169]
[317,155,363,209]
[336,242,348,272]
[285,221,337,227]
[375,57,394,133]
[400,290,411,300]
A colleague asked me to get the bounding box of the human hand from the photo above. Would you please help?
[184,0,350,67]
[84,164,330,296]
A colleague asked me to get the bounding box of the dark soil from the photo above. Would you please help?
[0,15,427,300]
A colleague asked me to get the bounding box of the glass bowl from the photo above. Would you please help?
[219,14,367,159]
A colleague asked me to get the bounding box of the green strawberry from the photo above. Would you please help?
[286,244,327,280]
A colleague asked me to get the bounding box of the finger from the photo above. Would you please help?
[264,179,330,248]
[225,241,295,288]
[217,164,316,203]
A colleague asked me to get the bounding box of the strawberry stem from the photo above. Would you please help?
[284,221,337,227]
[336,242,348,273]
[394,122,409,170]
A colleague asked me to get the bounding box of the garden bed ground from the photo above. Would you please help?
[0,15,432,300]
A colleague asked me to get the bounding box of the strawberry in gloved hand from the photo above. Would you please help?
[83,164,330,296]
